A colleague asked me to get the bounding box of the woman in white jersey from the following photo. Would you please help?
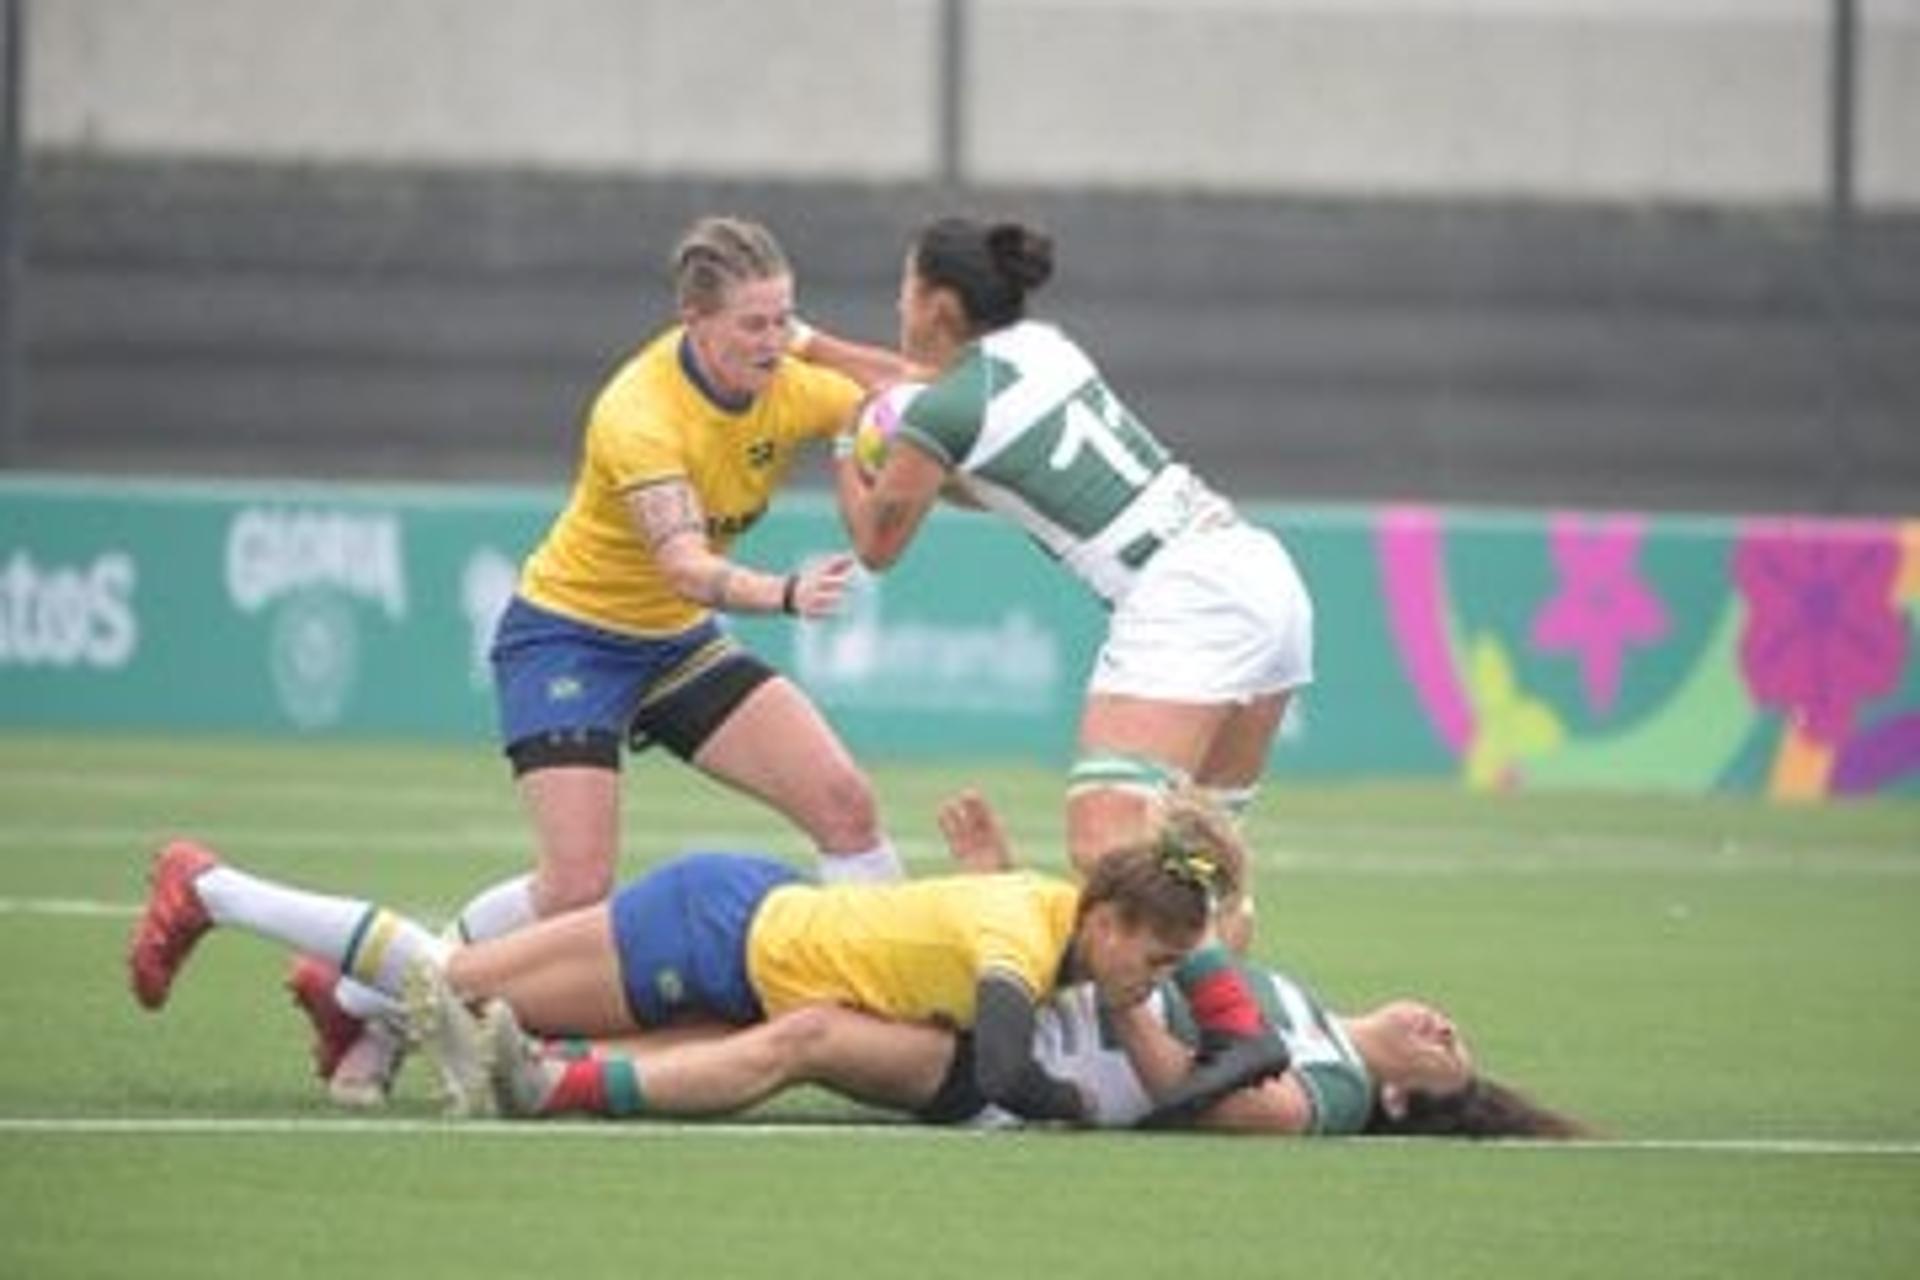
[830,218,1313,935]
[479,937,1582,1138]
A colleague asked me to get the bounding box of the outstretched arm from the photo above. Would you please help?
[495,1005,958,1120]
[790,320,930,391]
[628,478,854,618]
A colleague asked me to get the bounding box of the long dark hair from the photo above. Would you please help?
[911,217,1055,336]
[1364,1076,1588,1140]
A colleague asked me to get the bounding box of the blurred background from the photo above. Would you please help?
[5,0,1916,514]
[4,16,1917,1271]
[3,2,1918,797]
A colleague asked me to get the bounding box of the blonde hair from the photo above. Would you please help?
[1078,787,1248,939]
[671,216,791,315]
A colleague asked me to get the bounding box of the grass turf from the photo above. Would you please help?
[1,731,1916,1278]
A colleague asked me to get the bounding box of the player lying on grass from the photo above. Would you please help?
[477,953,1578,1137]
[128,792,1246,1123]
[466,792,1582,1137]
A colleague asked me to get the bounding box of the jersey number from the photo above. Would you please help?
[984,382,1166,540]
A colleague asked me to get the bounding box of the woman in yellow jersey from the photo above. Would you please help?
[471,789,1576,1138]
[499,215,910,906]
[288,216,914,1106]
[129,794,1245,1123]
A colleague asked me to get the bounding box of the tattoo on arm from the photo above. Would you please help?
[872,498,914,540]
[633,479,707,552]
[706,564,734,610]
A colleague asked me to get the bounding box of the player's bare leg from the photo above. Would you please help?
[1070,692,1277,1050]
[443,906,633,1038]
[691,676,900,882]
[1067,692,1230,873]
[516,765,623,915]
[293,761,616,1109]
[488,1002,954,1119]
[1192,691,1290,951]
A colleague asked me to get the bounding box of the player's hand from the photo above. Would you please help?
[788,554,856,619]
[939,789,1014,873]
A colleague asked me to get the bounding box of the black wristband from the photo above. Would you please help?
[780,573,800,615]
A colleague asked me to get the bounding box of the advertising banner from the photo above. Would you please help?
[3,475,1914,799]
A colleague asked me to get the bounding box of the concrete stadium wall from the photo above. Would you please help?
[25,0,1920,207]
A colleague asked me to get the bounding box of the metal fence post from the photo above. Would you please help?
[1823,0,1859,511]
[0,0,25,467]
[936,0,968,190]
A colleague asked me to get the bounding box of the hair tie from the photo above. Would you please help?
[1156,834,1220,893]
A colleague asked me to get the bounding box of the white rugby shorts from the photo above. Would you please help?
[1089,522,1314,702]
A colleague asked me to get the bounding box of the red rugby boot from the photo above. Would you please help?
[286,956,366,1081]
[128,840,219,1010]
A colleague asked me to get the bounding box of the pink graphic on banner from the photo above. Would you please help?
[1833,712,1920,793]
[1379,508,1473,756]
[1530,515,1669,715]
[1733,520,1906,746]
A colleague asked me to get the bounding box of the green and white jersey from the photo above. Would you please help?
[896,321,1234,603]
[1025,965,1375,1135]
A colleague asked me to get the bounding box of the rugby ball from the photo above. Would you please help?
[850,381,926,480]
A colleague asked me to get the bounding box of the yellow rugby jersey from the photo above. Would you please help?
[519,327,862,635]
[745,872,1081,1025]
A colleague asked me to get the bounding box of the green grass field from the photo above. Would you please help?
[2,731,1917,1278]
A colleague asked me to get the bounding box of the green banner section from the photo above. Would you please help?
[3,475,1915,798]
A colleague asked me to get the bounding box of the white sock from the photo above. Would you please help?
[334,976,402,1023]
[330,873,537,1023]
[817,841,904,884]
[193,865,446,999]
[449,873,538,943]
[1204,784,1259,822]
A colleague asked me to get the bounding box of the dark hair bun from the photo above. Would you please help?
[985,222,1055,292]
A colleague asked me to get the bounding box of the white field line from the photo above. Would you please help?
[0,896,140,918]
[0,1115,1916,1157]
[0,823,559,859]
[3,767,1915,880]
[2,829,1917,884]
[0,896,465,933]
[0,767,518,813]
[5,766,1914,868]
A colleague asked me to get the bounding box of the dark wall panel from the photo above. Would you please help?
[17,156,1919,514]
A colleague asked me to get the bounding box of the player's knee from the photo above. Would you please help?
[765,1005,841,1070]
[1066,790,1159,876]
[532,861,615,916]
[1064,817,1110,878]
[806,765,880,848]
[1066,752,1186,872]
